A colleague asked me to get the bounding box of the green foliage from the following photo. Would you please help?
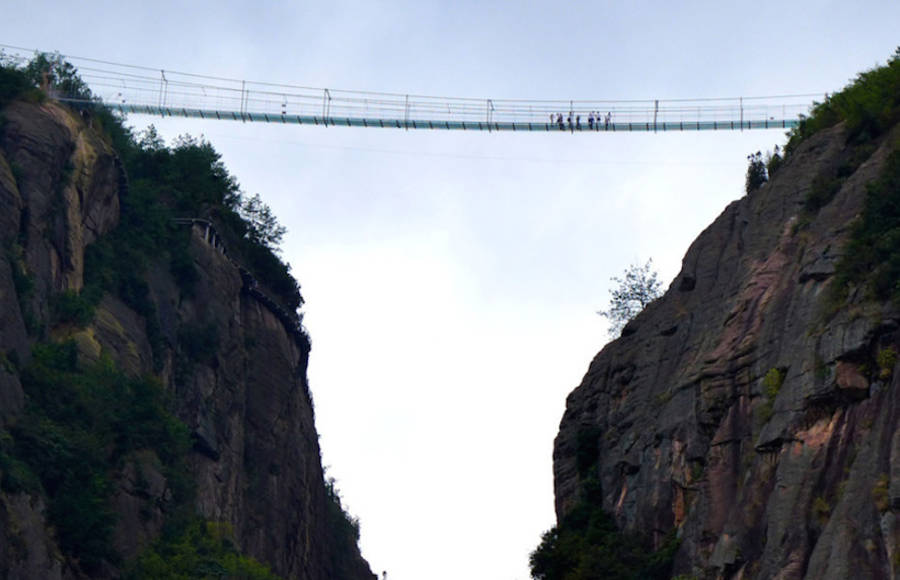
[654,390,673,406]
[52,289,98,327]
[21,51,94,101]
[804,175,843,213]
[837,142,876,178]
[3,53,303,321]
[765,145,783,177]
[756,367,785,427]
[116,128,302,313]
[239,193,287,251]
[689,461,705,483]
[9,160,24,184]
[814,355,831,382]
[7,243,40,335]
[82,170,194,367]
[85,232,168,367]
[762,368,785,401]
[0,350,16,374]
[178,321,220,363]
[811,496,831,525]
[0,50,95,109]
[877,347,897,379]
[831,148,900,304]
[786,47,900,152]
[598,259,662,337]
[4,342,190,571]
[530,479,678,580]
[324,475,364,579]
[0,431,40,493]
[575,427,603,477]
[214,201,302,312]
[126,519,281,580]
[745,151,768,193]
[0,56,311,575]
[0,60,41,108]
[8,244,33,299]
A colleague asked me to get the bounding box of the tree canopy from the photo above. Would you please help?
[597,260,662,337]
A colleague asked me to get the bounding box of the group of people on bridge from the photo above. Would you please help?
[552,111,612,131]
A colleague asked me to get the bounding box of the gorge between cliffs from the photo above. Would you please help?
[0,52,899,580]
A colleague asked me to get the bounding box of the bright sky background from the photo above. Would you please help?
[4,3,900,579]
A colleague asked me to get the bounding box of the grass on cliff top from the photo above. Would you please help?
[92,126,303,315]
[786,47,900,154]
[0,53,304,318]
[744,47,898,199]
[0,66,42,109]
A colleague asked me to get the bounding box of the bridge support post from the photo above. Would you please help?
[323,89,332,127]
[240,80,247,122]
[653,99,658,133]
[158,70,168,109]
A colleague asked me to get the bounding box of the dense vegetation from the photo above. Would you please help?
[127,520,279,580]
[778,47,900,306]
[832,148,900,303]
[740,48,900,308]
[785,47,900,153]
[530,478,678,580]
[1,51,303,318]
[530,426,678,580]
[325,476,365,578]
[0,53,361,577]
[0,342,191,572]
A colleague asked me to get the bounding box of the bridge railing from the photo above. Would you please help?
[0,44,819,130]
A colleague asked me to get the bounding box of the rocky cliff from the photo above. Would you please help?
[553,119,900,575]
[0,98,375,579]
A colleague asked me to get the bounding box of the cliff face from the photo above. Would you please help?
[554,122,900,578]
[0,100,374,579]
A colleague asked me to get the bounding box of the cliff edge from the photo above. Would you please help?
[0,94,375,580]
[552,75,900,578]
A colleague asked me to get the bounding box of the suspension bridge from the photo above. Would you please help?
[2,44,818,133]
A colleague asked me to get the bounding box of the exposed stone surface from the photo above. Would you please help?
[554,123,900,579]
[0,101,119,315]
[0,100,375,579]
[0,494,64,580]
[110,451,168,561]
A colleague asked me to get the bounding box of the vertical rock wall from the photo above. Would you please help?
[0,100,375,579]
[554,123,900,579]
[0,100,121,580]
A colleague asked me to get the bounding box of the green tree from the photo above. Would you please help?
[745,151,768,193]
[598,260,662,337]
[240,193,287,251]
[766,145,783,177]
[20,51,93,101]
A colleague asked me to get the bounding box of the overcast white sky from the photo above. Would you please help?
[5,2,900,579]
